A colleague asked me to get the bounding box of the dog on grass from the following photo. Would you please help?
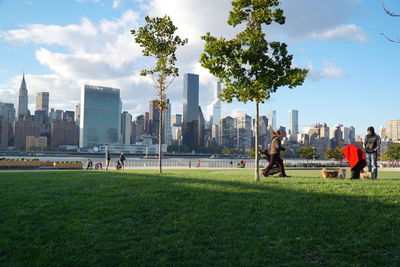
[321,168,339,178]
[360,170,372,179]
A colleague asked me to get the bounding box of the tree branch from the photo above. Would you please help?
[382,0,400,17]
[381,32,400,43]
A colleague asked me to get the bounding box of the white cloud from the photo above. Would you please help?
[307,60,347,80]
[113,0,122,9]
[311,24,368,42]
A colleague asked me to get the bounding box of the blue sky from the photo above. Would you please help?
[1,0,400,137]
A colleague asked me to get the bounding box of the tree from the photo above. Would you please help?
[324,147,344,161]
[131,16,187,174]
[298,146,318,160]
[382,0,400,43]
[383,143,400,160]
[200,0,308,181]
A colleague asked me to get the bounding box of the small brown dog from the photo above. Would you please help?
[321,168,339,178]
[360,170,372,179]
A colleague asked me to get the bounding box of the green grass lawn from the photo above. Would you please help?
[1,169,400,266]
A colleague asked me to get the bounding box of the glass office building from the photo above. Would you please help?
[182,73,199,149]
[79,85,122,148]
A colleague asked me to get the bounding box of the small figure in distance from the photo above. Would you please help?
[86,159,93,170]
[105,150,111,171]
[119,152,126,170]
[364,126,381,179]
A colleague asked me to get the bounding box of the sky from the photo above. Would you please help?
[1,0,400,137]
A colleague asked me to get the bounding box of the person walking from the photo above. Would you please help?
[119,152,126,170]
[262,130,289,177]
[343,144,367,179]
[105,150,111,171]
[364,126,381,179]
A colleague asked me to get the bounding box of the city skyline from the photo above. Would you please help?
[1,1,400,136]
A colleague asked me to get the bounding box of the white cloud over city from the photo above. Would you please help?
[0,0,366,119]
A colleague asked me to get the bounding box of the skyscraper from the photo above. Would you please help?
[385,120,400,142]
[163,101,172,145]
[268,110,276,130]
[75,103,81,126]
[121,111,132,145]
[0,116,8,150]
[36,92,49,116]
[198,106,205,147]
[235,114,252,150]
[17,74,29,118]
[288,109,299,135]
[182,73,199,149]
[211,82,222,126]
[149,100,160,137]
[219,116,235,148]
[79,85,122,148]
[0,102,16,123]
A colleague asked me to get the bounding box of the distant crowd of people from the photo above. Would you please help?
[86,151,126,171]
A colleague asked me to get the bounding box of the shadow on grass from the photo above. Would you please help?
[0,170,400,266]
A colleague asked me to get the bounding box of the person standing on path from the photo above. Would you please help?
[105,150,111,171]
[119,152,126,170]
[364,126,381,179]
[262,131,289,177]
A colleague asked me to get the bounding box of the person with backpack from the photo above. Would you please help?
[364,126,381,179]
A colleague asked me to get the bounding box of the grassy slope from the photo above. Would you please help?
[0,169,400,266]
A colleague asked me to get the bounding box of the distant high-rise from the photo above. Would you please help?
[0,116,8,150]
[13,115,41,149]
[211,82,222,125]
[219,116,235,148]
[288,109,299,135]
[235,114,252,150]
[198,106,205,147]
[75,103,81,126]
[182,73,199,149]
[36,92,49,116]
[17,74,29,118]
[79,85,122,148]
[149,100,160,137]
[171,114,182,127]
[0,102,16,123]
[121,111,132,145]
[385,120,400,142]
[163,101,172,145]
[268,110,276,130]
[51,120,78,148]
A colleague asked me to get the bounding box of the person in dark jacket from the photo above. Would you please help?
[105,150,111,171]
[119,152,126,170]
[343,144,367,179]
[262,131,289,177]
[364,126,381,179]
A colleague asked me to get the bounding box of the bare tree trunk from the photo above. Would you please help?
[255,102,260,181]
[159,109,163,174]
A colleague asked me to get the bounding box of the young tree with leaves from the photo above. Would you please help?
[131,16,187,174]
[298,146,318,160]
[200,0,308,181]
